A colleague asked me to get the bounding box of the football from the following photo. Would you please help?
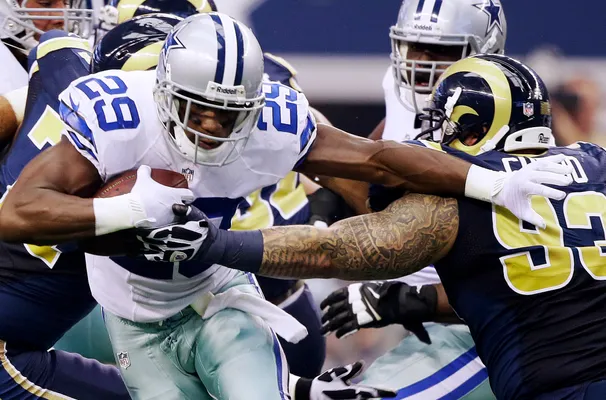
[95,169,189,198]
[80,169,189,256]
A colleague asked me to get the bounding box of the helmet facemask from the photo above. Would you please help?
[1,0,93,50]
[390,28,476,114]
[420,87,486,144]
[154,77,264,167]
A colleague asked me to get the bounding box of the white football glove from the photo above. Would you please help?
[291,362,396,400]
[470,154,573,228]
[129,165,195,228]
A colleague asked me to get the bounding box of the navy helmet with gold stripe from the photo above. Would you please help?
[422,54,553,155]
[95,0,217,43]
[91,13,181,73]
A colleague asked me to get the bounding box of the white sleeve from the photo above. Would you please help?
[254,81,317,170]
[57,72,144,181]
[295,98,317,167]
[0,42,27,95]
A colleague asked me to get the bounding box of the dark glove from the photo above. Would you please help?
[292,361,396,400]
[135,204,216,262]
[308,187,351,226]
[320,281,437,344]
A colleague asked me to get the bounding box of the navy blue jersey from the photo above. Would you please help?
[1,31,91,184]
[425,141,606,399]
[0,31,95,349]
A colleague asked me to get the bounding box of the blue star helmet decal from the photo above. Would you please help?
[473,0,503,35]
[160,21,189,70]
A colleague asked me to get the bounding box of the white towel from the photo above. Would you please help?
[191,288,308,344]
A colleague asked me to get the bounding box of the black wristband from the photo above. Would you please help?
[203,229,265,273]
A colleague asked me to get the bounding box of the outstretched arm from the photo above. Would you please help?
[296,125,573,228]
[142,194,459,281]
[296,124,470,197]
[257,193,458,280]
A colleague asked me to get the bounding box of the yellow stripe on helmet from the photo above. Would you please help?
[116,0,147,23]
[121,41,164,71]
[437,56,512,156]
[189,0,217,13]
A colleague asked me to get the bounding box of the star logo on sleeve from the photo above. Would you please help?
[473,0,504,35]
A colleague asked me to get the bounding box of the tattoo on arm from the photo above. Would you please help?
[259,194,459,280]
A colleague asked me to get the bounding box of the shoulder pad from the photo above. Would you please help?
[29,32,91,75]
[257,82,316,156]
[59,71,150,180]
[263,52,302,92]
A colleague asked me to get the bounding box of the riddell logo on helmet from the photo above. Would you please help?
[414,24,433,31]
[216,86,238,95]
[206,82,245,99]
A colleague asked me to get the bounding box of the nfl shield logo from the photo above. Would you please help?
[181,168,194,182]
[117,352,130,369]
[523,102,535,117]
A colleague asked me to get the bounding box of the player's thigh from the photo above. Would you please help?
[361,324,495,400]
[54,304,115,364]
[103,309,212,400]
[0,341,129,400]
[278,283,325,378]
[194,274,289,400]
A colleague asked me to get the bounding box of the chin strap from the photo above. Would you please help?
[479,125,510,154]
[444,87,462,118]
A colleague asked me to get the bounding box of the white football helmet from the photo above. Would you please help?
[391,0,507,113]
[0,0,93,51]
[154,12,265,166]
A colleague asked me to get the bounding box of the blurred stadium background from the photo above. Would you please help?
[171,0,606,370]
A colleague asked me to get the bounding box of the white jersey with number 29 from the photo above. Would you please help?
[58,69,317,322]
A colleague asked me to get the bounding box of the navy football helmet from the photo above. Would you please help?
[422,54,553,155]
[91,13,181,73]
[94,0,216,43]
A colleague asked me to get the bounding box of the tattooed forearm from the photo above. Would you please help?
[258,194,459,280]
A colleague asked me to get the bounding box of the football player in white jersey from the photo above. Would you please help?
[0,11,569,400]
[56,1,334,381]
[326,0,507,398]
[371,0,506,142]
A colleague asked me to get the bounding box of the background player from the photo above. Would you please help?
[370,0,506,141]
[0,0,93,92]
